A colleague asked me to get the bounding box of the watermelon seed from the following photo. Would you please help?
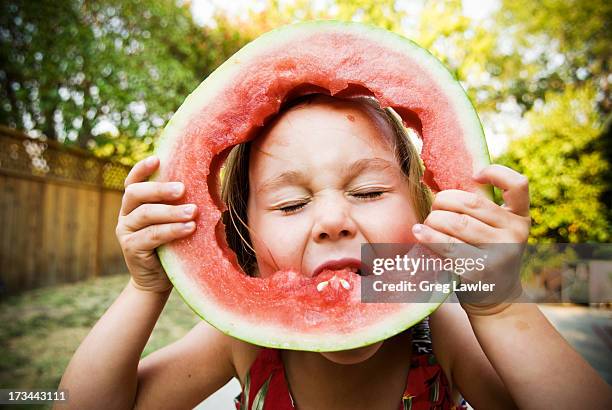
[340,279,350,289]
[316,281,329,291]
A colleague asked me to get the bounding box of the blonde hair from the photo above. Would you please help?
[221,94,432,276]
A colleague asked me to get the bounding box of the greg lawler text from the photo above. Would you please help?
[371,280,496,294]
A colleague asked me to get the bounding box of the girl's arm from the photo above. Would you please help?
[430,302,517,409]
[468,303,611,408]
[57,284,236,409]
[414,164,611,407]
[134,321,236,409]
[58,156,235,408]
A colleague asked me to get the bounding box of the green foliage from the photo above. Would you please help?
[333,0,402,31]
[521,245,577,281]
[0,0,245,165]
[495,0,611,113]
[91,132,155,166]
[497,83,610,242]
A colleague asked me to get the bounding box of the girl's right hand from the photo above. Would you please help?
[115,155,197,293]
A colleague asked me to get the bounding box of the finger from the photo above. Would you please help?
[121,203,197,232]
[424,210,500,245]
[126,221,196,251]
[124,156,159,187]
[121,181,184,216]
[432,190,509,228]
[473,165,530,217]
[411,223,470,260]
[411,224,485,278]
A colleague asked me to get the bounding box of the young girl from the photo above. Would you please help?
[59,94,610,409]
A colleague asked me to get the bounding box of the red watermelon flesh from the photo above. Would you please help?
[153,21,491,351]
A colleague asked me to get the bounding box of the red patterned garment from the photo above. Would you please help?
[234,318,467,410]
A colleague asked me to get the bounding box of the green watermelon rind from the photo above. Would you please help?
[153,20,490,351]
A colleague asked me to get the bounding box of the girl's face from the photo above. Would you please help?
[246,96,420,363]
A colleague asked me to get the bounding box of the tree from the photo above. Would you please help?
[488,0,611,242]
[0,0,244,163]
[496,83,610,242]
[494,0,611,114]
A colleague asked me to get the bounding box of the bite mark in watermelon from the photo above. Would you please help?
[152,21,491,352]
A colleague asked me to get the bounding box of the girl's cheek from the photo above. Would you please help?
[252,213,312,277]
[355,200,418,243]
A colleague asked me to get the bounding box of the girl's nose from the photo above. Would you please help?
[311,194,357,243]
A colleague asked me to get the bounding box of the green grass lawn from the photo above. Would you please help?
[0,274,201,398]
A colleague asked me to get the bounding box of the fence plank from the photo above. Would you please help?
[0,176,17,291]
[100,191,126,276]
[0,176,6,289]
[79,187,100,279]
[24,179,43,289]
[74,187,87,281]
[0,128,131,295]
[6,177,20,291]
[58,184,70,284]
[42,182,59,287]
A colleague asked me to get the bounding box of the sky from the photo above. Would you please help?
[183,0,520,157]
[189,0,500,27]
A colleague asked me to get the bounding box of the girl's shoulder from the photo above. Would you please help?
[136,320,239,407]
[177,320,262,382]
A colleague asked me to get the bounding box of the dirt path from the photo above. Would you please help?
[539,305,612,384]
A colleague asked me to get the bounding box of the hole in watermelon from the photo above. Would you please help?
[283,82,330,102]
[214,218,243,274]
[211,85,433,279]
[208,145,234,213]
[389,105,423,138]
[333,82,375,99]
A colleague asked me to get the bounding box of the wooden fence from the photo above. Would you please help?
[0,126,131,295]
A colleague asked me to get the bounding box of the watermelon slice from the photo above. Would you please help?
[152,21,491,351]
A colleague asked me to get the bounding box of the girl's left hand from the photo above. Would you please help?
[412,164,531,316]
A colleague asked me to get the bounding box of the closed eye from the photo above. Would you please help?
[278,201,308,214]
[352,191,385,200]
[277,190,384,213]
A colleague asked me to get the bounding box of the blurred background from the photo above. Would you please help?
[0,0,610,408]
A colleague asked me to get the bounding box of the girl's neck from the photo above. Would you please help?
[281,331,412,409]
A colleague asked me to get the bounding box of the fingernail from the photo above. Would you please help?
[183,221,195,231]
[183,204,196,216]
[171,182,183,196]
[412,224,423,234]
[146,156,157,166]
